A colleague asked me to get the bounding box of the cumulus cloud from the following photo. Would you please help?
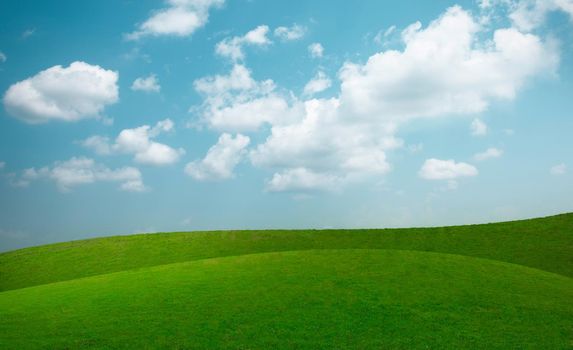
[16,157,146,192]
[419,158,478,180]
[508,0,573,32]
[252,6,556,191]
[185,133,250,180]
[0,52,6,63]
[303,71,332,96]
[126,0,224,40]
[81,135,113,155]
[190,4,559,192]
[192,64,301,131]
[3,61,119,124]
[131,74,161,93]
[82,119,185,166]
[0,161,5,169]
[274,24,306,41]
[250,98,400,191]
[338,6,558,123]
[215,25,271,62]
[474,147,503,161]
[308,42,324,58]
[550,163,567,175]
[266,168,341,192]
[471,118,488,136]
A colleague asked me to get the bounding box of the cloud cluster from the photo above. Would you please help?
[474,147,503,161]
[82,119,185,166]
[3,62,118,124]
[17,157,146,192]
[419,159,478,180]
[193,64,301,131]
[338,6,557,123]
[215,25,271,62]
[274,24,306,41]
[243,5,556,192]
[185,133,250,180]
[8,2,566,194]
[471,118,488,136]
[303,71,332,96]
[131,74,161,93]
[308,43,324,58]
[126,0,224,40]
[250,98,401,191]
[266,167,341,192]
[494,0,573,32]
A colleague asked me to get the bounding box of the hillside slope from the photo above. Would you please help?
[1,250,572,349]
[1,213,572,291]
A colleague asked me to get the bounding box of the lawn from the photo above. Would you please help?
[1,249,572,349]
[0,213,572,349]
[1,213,572,292]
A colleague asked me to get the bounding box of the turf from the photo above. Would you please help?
[1,214,572,349]
[1,213,572,292]
[1,249,572,349]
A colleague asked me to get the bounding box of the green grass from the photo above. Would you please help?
[1,213,572,292]
[1,213,572,349]
[1,250,572,349]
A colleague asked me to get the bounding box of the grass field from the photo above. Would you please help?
[1,213,572,348]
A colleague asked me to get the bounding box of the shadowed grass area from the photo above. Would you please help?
[1,250,572,349]
[1,213,572,292]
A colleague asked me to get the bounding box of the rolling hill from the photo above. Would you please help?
[1,213,572,349]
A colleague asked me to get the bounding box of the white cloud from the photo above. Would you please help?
[251,6,557,192]
[215,25,271,61]
[3,62,118,124]
[419,158,478,180]
[374,25,397,45]
[189,5,559,193]
[185,133,250,180]
[251,98,400,192]
[550,163,567,175]
[0,161,5,169]
[384,25,397,37]
[0,52,6,63]
[16,157,146,192]
[471,118,488,136]
[266,168,341,192]
[338,6,558,123]
[82,119,184,166]
[126,0,224,40]
[303,71,332,96]
[192,64,301,131]
[308,43,324,58]
[274,24,306,41]
[81,135,113,155]
[131,74,161,93]
[508,0,573,32]
[474,147,503,161]
[479,0,493,9]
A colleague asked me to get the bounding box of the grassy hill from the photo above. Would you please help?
[1,213,572,348]
[1,213,572,292]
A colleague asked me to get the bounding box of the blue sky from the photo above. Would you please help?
[0,0,572,251]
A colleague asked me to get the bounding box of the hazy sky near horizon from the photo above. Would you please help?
[1,0,572,251]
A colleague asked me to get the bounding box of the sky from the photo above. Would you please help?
[0,0,572,251]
